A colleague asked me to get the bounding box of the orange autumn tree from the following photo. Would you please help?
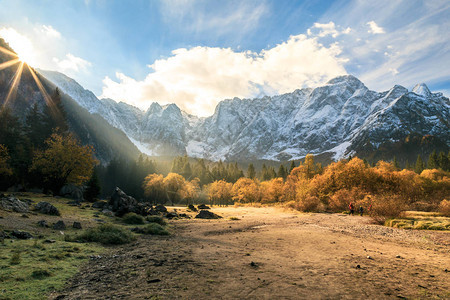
[232,177,260,204]
[31,133,97,194]
[260,178,284,203]
[208,180,233,206]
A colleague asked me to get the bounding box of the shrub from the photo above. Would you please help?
[297,195,320,212]
[70,224,135,245]
[370,194,405,223]
[122,213,145,224]
[31,269,51,279]
[138,223,169,235]
[10,252,21,265]
[439,199,450,217]
[146,216,166,225]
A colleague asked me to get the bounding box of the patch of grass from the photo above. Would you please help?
[0,238,102,300]
[68,224,136,245]
[146,216,167,225]
[138,223,169,236]
[385,211,450,231]
[10,251,21,265]
[31,269,51,279]
[122,213,145,225]
[229,216,240,220]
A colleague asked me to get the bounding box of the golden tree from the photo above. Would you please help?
[142,173,166,203]
[208,180,233,206]
[31,133,97,194]
[260,178,284,203]
[232,177,260,204]
[163,173,187,205]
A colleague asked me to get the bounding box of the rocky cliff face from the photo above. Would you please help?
[40,70,450,162]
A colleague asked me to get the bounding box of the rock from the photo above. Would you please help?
[44,239,56,243]
[178,213,190,218]
[367,256,373,259]
[53,220,66,230]
[102,209,114,217]
[195,210,222,219]
[37,220,49,228]
[35,202,60,216]
[147,279,161,283]
[250,261,258,268]
[197,204,210,210]
[67,200,81,206]
[60,184,84,201]
[0,231,10,239]
[21,214,29,218]
[187,204,197,212]
[0,196,29,213]
[154,204,167,213]
[356,265,361,269]
[109,187,141,216]
[73,222,82,229]
[165,212,178,219]
[92,200,108,209]
[11,230,33,239]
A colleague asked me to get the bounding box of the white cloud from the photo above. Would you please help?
[367,21,385,34]
[38,25,61,38]
[101,34,347,117]
[307,22,352,38]
[53,53,91,72]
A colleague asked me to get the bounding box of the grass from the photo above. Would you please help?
[385,211,450,230]
[229,216,240,220]
[122,213,145,225]
[67,224,136,245]
[146,216,167,225]
[137,223,169,236]
[0,238,102,300]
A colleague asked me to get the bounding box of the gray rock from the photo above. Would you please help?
[0,196,29,213]
[109,187,145,216]
[197,204,210,210]
[195,210,222,219]
[35,202,60,216]
[53,220,66,230]
[92,200,108,209]
[187,204,197,212]
[155,204,167,213]
[11,230,33,239]
[37,220,49,228]
[101,209,114,217]
[60,184,84,201]
[73,222,82,229]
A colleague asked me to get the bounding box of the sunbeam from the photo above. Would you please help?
[0,45,18,58]
[26,64,56,114]
[0,58,20,71]
[3,62,24,107]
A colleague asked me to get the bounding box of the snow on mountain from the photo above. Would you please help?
[40,71,450,162]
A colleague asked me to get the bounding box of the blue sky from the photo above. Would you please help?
[0,0,449,116]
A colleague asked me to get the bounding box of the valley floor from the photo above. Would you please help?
[51,207,449,299]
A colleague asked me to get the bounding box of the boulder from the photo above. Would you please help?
[53,220,66,230]
[11,230,33,239]
[92,200,108,209]
[187,204,197,212]
[60,184,84,201]
[197,204,210,210]
[35,202,60,216]
[37,220,49,228]
[195,210,222,219]
[165,212,178,219]
[0,196,29,213]
[102,209,114,217]
[155,204,168,213]
[73,222,82,229]
[109,187,140,216]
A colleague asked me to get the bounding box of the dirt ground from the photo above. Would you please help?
[51,206,449,300]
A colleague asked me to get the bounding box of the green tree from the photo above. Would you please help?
[247,163,256,179]
[289,161,296,173]
[414,154,424,174]
[427,151,438,169]
[392,156,399,170]
[84,169,101,202]
[31,133,97,194]
[277,164,287,179]
[437,151,449,171]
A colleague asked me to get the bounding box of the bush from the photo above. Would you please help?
[10,252,21,265]
[138,223,169,235]
[439,199,450,217]
[70,224,135,245]
[122,213,145,224]
[146,216,166,225]
[31,269,51,279]
[297,195,321,212]
[370,194,405,223]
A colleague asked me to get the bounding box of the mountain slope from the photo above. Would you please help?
[40,71,450,163]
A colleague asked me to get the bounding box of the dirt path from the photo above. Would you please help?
[51,207,450,299]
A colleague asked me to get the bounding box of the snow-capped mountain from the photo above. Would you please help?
[40,70,450,162]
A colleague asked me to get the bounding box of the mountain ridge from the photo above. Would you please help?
[39,70,450,163]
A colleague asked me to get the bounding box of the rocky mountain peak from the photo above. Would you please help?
[412,83,432,98]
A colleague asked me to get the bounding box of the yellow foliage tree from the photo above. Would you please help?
[260,178,284,203]
[31,133,97,194]
[163,173,186,205]
[208,180,233,206]
[232,177,260,204]
[142,174,166,203]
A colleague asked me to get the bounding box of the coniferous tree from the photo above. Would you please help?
[84,169,101,202]
[437,151,449,171]
[415,155,424,174]
[392,156,399,170]
[289,161,296,173]
[427,151,438,169]
[247,163,256,179]
[277,164,287,179]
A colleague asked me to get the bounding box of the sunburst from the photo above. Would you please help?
[0,45,53,111]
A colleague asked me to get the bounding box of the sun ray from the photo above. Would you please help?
[3,62,24,107]
[0,58,20,71]
[26,64,57,114]
[0,46,18,58]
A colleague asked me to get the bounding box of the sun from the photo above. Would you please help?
[0,28,37,66]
